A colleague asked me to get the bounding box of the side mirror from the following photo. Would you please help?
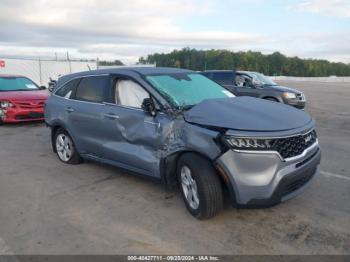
[40,85,46,90]
[48,79,57,93]
[142,98,157,117]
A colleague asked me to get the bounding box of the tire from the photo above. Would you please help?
[177,153,223,219]
[264,97,279,102]
[53,128,82,164]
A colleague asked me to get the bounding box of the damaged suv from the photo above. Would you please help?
[45,67,321,219]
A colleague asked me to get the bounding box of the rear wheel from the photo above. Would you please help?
[177,153,223,219]
[54,128,82,164]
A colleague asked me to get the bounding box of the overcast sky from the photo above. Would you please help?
[0,0,349,64]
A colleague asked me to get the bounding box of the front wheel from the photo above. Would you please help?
[177,153,223,219]
[54,128,82,164]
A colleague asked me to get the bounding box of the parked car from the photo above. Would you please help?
[201,70,306,109]
[45,67,321,219]
[0,75,48,123]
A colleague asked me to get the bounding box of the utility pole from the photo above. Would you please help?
[67,51,72,73]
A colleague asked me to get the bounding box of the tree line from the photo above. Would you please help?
[138,48,350,77]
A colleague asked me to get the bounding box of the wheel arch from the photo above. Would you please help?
[49,121,69,153]
[160,150,230,194]
[262,96,282,103]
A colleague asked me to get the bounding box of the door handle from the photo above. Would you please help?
[103,113,120,120]
[65,107,74,113]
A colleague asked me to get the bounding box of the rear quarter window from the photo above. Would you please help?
[55,78,81,98]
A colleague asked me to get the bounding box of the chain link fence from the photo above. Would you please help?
[0,57,97,86]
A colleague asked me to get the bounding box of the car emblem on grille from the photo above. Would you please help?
[304,133,313,143]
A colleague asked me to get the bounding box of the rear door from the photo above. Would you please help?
[66,75,110,157]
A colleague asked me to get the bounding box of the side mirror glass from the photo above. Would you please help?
[40,85,46,90]
[142,98,157,117]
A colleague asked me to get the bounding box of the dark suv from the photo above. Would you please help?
[45,67,320,219]
[201,70,306,109]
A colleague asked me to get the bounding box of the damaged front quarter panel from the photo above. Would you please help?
[159,113,224,188]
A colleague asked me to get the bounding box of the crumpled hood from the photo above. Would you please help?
[0,90,49,101]
[184,97,312,132]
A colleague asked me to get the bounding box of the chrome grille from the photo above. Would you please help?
[296,93,305,101]
[271,130,317,159]
[14,100,45,109]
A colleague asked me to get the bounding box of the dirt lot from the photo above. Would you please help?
[0,80,349,255]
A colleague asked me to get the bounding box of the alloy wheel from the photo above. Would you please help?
[56,134,74,162]
[180,165,200,210]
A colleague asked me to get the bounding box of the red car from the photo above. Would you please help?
[0,75,49,123]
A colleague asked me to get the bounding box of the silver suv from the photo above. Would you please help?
[45,67,321,219]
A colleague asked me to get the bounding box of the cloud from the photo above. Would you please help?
[0,0,349,64]
[292,0,350,18]
[0,0,269,63]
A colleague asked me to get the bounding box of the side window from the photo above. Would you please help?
[235,75,254,88]
[212,72,234,85]
[75,76,108,103]
[115,79,149,108]
[55,78,80,98]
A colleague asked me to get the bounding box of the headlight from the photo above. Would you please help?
[0,101,13,108]
[283,92,297,99]
[225,137,274,150]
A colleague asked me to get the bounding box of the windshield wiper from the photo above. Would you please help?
[13,89,38,91]
[181,105,195,110]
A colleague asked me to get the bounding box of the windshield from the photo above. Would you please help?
[146,73,234,108]
[247,72,277,86]
[0,77,39,91]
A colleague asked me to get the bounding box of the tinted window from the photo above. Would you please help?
[75,76,108,102]
[55,78,80,98]
[212,72,234,85]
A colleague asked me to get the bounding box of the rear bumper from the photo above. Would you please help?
[216,142,321,207]
[0,107,44,123]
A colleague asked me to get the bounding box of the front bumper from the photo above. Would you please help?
[216,142,321,206]
[0,107,45,123]
[283,97,306,109]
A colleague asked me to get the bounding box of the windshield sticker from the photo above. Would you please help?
[25,84,37,89]
[222,90,235,97]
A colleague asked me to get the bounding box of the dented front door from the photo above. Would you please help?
[102,104,168,177]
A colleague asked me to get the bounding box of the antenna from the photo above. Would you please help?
[87,64,91,71]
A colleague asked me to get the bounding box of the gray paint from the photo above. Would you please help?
[45,67,321,205]
[216,143,321,204]
[185,96,312,132]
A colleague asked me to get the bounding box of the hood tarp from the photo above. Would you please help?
[184,97,312,132]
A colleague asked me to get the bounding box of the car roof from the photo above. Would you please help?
[0,74,27,78]
[57,67,193,85]
[202,70,234,73]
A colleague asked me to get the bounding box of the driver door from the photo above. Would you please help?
[234,74,260,97]
[102,77,165,177]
